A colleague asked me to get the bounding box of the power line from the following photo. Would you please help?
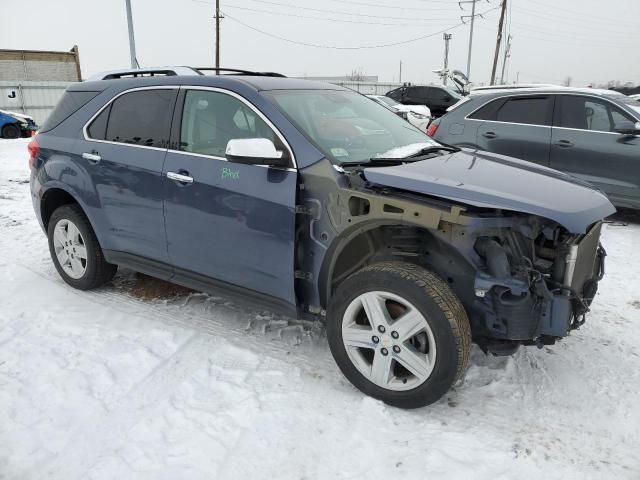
[323,0,465,11]
[194,0,459,21]
[222,7,500,50]
[222,3,463,26]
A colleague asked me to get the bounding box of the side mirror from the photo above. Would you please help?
[614,121,640,135]
[225,138,287,167]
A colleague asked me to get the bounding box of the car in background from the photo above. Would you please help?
[429,86,640,209]
[366,94,431,132]
[629,93,640,102]
[386,85,462,117]
[0,110,38,139]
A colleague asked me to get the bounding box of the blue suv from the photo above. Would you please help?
[30,67,614,408]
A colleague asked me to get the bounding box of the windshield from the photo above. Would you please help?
[265,89,439,164]
[378,96,399,107]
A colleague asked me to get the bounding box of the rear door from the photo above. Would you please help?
[551,94,640,207]
[79,87,177,265]
[162,87,298,306]
[473,95,554,166]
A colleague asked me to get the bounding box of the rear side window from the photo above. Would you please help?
[89,89,176,147]
[470,96,550,126]
[496,97,550,125]
[40,90,100,132]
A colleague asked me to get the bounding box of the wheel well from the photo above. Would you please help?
[321,224,477,308]
[41,189,79,230]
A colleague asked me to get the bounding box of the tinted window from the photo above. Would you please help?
[558,96,635,132]
[495,97,550,125]
[468,98,505,120]
[40,90,100,132]
[410,87,430,99]
[386,88,402,101]
[180,90,285,160]
[87,104,110,140]
[104,89,176,147]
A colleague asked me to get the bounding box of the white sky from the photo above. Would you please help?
[1,0,638,86]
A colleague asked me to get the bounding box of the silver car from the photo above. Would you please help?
[430,87,640,209]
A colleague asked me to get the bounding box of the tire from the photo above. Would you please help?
[1,123,20,139]
[47,204,117,290]
[327,262,471,409]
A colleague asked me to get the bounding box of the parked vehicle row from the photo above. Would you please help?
[0,110,38,139]
[366,94,431,132]
[30,67,613,408]
[429,86,640,209]
[386,84,462,117]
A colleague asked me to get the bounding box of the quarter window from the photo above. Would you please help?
[179,90,286,160]
[87,89,176,147]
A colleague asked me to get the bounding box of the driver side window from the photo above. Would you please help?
[180,90,282,159]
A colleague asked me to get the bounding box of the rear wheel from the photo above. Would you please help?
[47,204,117,290]
[1,123,20,139]
[327,262,471,408]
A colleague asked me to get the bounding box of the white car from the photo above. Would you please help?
[629,94,640,102]
[366,95,431,133]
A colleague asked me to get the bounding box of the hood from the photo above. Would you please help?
[363,149,615,233]
[0,109,33,123]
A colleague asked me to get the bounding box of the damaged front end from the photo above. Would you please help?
[472,220,606,355]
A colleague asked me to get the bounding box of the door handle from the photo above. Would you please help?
[166,171,194,184]
[482,132,497,139]
[554,140,574,148]
[82,152,101,164]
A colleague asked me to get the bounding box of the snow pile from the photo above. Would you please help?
[0,138,639,479]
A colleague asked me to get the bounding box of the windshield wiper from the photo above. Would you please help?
[374,145,460,162]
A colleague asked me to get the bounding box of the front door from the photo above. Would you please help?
[162,88,298,305]
[550,94,640,208]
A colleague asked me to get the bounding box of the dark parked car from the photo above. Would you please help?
[29,68,613,408]
[430,87,640,209]
[387,85,462,117]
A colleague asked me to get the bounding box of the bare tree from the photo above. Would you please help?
[347,68,366,82]
[563,76,572,87]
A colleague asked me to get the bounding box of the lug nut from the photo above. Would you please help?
[372,336,379,344]
[391,331,399,339]
[381,348,388,356]
[378,325,386,334]
[393,345,401,353]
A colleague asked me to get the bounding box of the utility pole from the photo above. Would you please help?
[500,34,512,84]
[215,0,221,72]
[124,0,139,69]
[399,60,402,83]
[459,0,480,81]
[490,0,507,85]
[443,33,452,86]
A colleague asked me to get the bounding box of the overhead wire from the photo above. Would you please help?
[221,5,501,50]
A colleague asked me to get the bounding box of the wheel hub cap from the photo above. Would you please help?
[341,291,437,392]
[52,219,87,280]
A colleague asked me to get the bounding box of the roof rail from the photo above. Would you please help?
[87,66,202,81]
[195,67,286,78]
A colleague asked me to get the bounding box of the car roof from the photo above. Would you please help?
[73,73,348,93]
[469,85,624,98]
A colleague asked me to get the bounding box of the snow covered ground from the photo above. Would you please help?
[1,137,639,480]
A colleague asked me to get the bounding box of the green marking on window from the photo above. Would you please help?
[221,167,240,180]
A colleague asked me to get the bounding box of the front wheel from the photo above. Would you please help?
[327,262,471,409]
[1,123,20,139]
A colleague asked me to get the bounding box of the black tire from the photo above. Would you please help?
[47,204,117,290]
[1,123,20,139]
[327,262,472,409]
